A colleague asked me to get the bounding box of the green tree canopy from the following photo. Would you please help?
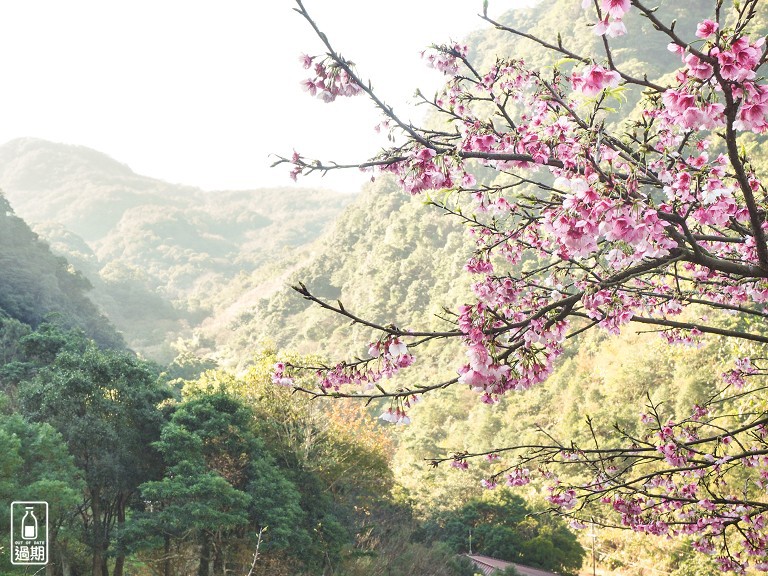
[19,340,170,576]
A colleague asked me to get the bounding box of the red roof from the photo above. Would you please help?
[465,554,561,576]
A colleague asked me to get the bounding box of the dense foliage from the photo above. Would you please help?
[421,489,584,574]
[0,317,482,575]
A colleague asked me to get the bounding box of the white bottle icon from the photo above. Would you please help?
[21,507,37,540]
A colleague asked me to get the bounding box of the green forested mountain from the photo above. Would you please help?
[0,139,584,573]
[0,193,122,348]
[0,138,354,360]
[209,175,472,369]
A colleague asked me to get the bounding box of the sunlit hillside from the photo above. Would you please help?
[0,137,354,360]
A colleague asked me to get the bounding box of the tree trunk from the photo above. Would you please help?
[91,489,104,576]
[46,527,59,576]
[163,534,172,576]
[198,532,211,576]
[92,548,104,576]
[61,552,71,576]
[212,536,224,576]
[113,552,124,575]
[113,494,127,576]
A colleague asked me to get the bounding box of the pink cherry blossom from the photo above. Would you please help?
[601,0,630,18]
[594,17,626,37]
[735,84,768,133]
[299,53,314,69]
[571,64,621,96]
[695,19,719,38]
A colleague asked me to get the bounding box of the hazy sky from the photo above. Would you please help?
[0,1,527,193]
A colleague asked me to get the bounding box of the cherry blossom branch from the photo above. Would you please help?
[631,0,715,64]
[293,0,433,149]
[281,3,768,565]
[290,377,457,402]
[291,282,463,338]
[721,92,768,270]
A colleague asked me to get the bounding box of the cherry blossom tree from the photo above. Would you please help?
[273,0,768,570]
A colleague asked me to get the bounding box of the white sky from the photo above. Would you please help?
[0,1,526,193]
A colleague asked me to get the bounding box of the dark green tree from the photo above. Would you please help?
[0,410,84,575]
[19,341,169,576]
[130,392,307,576]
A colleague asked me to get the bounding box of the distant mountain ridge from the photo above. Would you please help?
[0,138,354,360]
[0,138,352,248]
[0,138,192,240]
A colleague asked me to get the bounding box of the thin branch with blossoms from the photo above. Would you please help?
[291,282,463,339]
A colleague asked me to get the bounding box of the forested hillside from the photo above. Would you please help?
[210,175,472,368]
[0,192,122,348]
[0,138,354,360]
[0,151,586,575]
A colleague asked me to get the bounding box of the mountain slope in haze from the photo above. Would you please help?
[0,138,354,283]
[0,138,354,360]
[0,192,123,348]
[203,175,473,376]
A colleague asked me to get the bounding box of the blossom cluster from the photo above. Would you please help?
[661,31,767,132]
[382,147,475,195]
[422,43,469,76]
[571,64,620,96]
[722,357,760,389]
[299,54,362,103]
[272,336,415,420]
[586,0,631,37]
[378,407,411,425]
